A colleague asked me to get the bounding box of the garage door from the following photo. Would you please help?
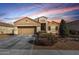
[18,27,35,36]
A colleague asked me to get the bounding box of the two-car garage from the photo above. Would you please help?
[18,26,36,36]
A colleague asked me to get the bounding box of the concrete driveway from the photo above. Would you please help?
[0,35,34,55]
[0,35,79,55]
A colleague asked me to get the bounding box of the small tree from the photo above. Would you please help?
[59,19,69,37]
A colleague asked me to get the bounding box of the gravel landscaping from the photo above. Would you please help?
[33,37,79,50]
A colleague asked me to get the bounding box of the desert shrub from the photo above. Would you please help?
[35,32,57,46]
[69,30,76,35]
[78,32,79,35]
[39,33,48,38]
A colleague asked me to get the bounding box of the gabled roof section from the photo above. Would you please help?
[39,16,48,19]
[14,17,40,24]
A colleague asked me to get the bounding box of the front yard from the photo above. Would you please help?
[33,38,79,50]
[31,32,79,50]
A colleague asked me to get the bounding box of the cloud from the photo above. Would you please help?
[51,14,79,23]
[0,13,6,17]
[62,14,79,18]
[28,6,79,18]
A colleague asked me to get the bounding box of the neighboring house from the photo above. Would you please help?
[0,22,14,34]
[67,20,79,35]
[67,20,79,31]
[14,16,60,36]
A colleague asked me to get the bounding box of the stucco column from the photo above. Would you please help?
[36,26,41,32]
[46,21,48,33]
[14,27,18,35]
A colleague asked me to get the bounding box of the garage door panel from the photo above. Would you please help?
[18,27,35,36]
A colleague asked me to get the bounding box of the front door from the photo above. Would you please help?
[41,23,46,32]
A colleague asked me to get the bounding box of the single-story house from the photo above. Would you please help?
[14,16,60,36]
[0,22,14,34]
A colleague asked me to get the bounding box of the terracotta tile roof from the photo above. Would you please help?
[0,22,14,27]
[47,21,59,24]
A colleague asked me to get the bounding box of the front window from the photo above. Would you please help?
[55,26,58,31]
[48,26,51,31]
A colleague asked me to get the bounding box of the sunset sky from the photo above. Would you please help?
[0,3,79,23]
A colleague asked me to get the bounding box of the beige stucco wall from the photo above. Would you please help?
[14,27,18,35]
[36,26,41,32]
